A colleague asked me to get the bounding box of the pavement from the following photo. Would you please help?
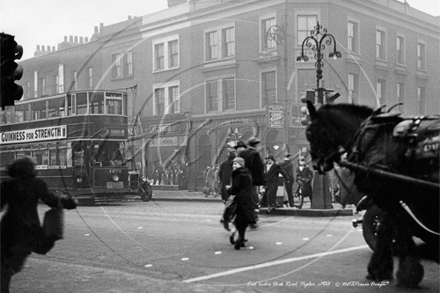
[149,186,355,217]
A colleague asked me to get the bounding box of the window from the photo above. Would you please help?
[76,92,88,115]
[376,79,386,105]
[223,28,235,58]
[58,64,64,93]
[86,67,93,88]
[34,71,38,98]
[14,104,29,122]
[41,78,46,96]
[376,29,386,60]
[48,97,66,118]
[206,31,218,61]
[261,17,276,50]
[347,20,358,53]
[106,98,122,115]
[397,82,404,112]
[206,80,218,112]
[72,71,78,90]
[417,86,425,115]
[205,25,235,61]
[397,36,405,65]
[31,100,47,120]
[153,84,179,115]
[112,54,122,78]
[125,51,133,75]
[90,92,104,114]
[168,40,178,68]
[348,73,359,104]
[223,78,235,110]
[262,71,276,106]
[153,36,179,71]
[168,86,180,114]
[297,15,318,46]
[112,51,134,78]
[417,42,425,70]
[154,88,165,115]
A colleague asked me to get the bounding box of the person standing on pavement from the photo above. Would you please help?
[295,157,314,209]
[280,153,295,207]
[263,155,290,213]
[226,157,256,250]
[1,157,77,293]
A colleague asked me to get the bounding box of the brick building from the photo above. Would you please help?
[11,0,440,190]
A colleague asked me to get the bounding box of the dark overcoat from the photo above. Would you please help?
[228,167,256,225]
[265,163,289,206]
[218,155,234,201]
[1,178,61,274]
[239,148,266,186]
[296,166,314,198]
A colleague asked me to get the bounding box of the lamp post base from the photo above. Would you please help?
[311,173,333,209]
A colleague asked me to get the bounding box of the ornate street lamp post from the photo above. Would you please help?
[297,21,341,104]
[266,13,289,154]
[297,21,341,209]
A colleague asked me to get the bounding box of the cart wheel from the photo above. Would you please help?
[362,205,386,251]
[141,186,153,202]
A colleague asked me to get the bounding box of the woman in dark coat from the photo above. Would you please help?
[227,157,256,250]
[263,155,290,212]
[1,157,76,293]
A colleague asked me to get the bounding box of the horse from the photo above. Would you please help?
[305,101,439,288]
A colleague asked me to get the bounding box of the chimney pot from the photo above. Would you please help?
[85,37,89,42]
[80,37,83,43]
[94,26,98,33]
[52,46,56,51]
[69,36,73,42]
[64,36,67,42]
[100,23,104,29]
[42,46,46,51]
[37,45,40,51]
[74,36,78,43]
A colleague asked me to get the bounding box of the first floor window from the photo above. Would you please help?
[207,80,218,112]
[223,78,235,110]
[397,82,404,112]
[377,79,386,106]
[155,88,165,115]
[168,86,180,113]
[417,86,425,115]
[348,73,359,104]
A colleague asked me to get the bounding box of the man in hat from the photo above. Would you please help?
[263,154,290,212]
[295,156,314,209]
[238,137,266,226]
[218,148,236,203]
[234,141,247,155]
[280,153,295,207]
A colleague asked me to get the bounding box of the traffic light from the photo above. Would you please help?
[324,89,340,104]
[1,33,24,109]
[300,90,315,126]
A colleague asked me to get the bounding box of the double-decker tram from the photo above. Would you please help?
[0,90,142,204]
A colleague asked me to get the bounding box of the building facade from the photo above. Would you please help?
[8,0,440,190]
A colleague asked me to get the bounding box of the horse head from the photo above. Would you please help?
[305,101,374,173]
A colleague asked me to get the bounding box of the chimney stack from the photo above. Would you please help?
[37,45,40,51]
[69,36,73,42]
[85,37,89,42]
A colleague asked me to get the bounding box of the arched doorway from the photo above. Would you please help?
[197,134,212,173]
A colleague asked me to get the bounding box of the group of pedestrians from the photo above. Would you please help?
[217,136,316,250]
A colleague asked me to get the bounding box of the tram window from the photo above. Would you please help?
[15,104,29,122]
[67,94,75,116]
[77,93,88,115]
[0,152,15,167]
[31,100,47,120]
[106,99,122,115]
[48,98,66,117]
[59,149,67,165]
[16,151,31,160]
[90,92,104,114]
[33,150,49,165]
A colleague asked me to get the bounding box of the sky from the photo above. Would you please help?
[1,0,439,60]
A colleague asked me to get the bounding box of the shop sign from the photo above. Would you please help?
[267,104,284,128]
[0,125,67,145]
[148,123,182,134]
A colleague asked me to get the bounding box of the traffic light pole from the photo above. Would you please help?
[296,22,341,209]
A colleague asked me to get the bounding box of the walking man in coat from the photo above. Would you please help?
[263,155,290,213]
[295,157,314,209]
[280,153,295,207]
[218,148,236,203]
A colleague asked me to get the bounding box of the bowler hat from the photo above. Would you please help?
[234,141,247,149]
[247,137,261,146]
